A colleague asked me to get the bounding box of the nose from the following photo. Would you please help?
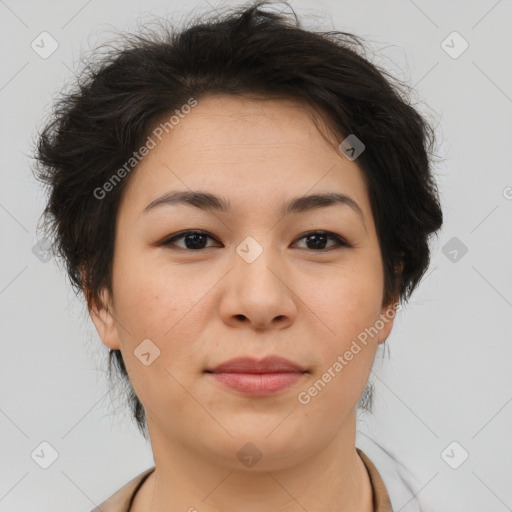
[218,242,297,331]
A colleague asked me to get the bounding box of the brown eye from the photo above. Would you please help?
[293,231,349,251]
[160,230,220,250]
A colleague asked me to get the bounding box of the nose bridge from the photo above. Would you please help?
[234,234,281,293]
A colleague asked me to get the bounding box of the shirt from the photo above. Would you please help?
[91,448,393,512]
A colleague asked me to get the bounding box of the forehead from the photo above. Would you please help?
[118,94,371,221]
[174,94,338,145]
[140,94,343,168]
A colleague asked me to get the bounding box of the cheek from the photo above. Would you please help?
[307,262,383,389]
[319,261,383,339]
[111,249,215,374]
[112,247,194,335]
[294,274,382,428]
[110,254,206,412]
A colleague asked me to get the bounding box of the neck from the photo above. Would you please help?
[132,411,373,512]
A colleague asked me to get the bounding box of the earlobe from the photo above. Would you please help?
[89,288,121,350]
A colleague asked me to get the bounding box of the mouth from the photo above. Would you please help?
[204,356,308,396]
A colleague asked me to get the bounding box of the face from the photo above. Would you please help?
[91,94,396,470]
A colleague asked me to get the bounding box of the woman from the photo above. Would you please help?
[34,1,443,510]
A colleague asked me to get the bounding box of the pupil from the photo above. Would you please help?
[307,234,327,249]
[186,233,207,249]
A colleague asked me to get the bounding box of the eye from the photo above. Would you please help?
[160,230,349,251]
[294,231,349,251]
[159,230,220,250]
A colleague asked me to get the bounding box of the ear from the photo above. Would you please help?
[377,298,400,345]
[89,287,121,350]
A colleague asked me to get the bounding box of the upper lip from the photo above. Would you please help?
[206,356,306,374]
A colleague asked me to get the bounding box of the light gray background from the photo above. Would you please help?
[1,0,511,510]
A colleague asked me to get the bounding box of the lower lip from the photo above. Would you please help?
[207,372,305,396]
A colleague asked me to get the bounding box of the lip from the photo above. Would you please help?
[206,356,306,374]
[205,356,307,396]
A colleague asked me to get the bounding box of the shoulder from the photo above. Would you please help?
[357,448,393,512]
[90,467,155,512]
[357,436,432,512]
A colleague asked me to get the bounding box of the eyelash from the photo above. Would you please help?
[159,230,350,252]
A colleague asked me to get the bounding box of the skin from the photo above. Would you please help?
[90,94,397,511]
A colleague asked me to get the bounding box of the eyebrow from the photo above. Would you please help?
[142,190,365,221]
